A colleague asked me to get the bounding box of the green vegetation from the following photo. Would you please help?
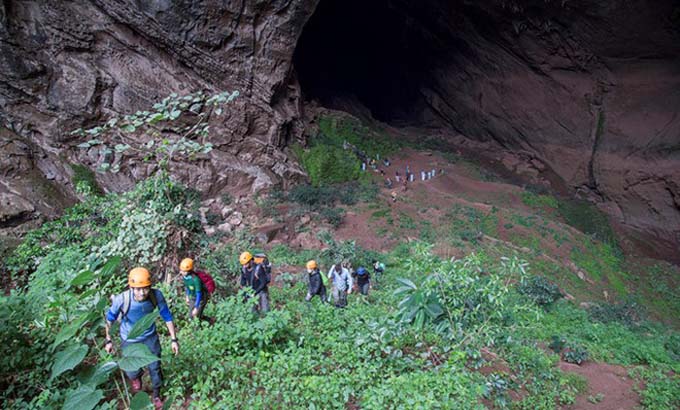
[293,115,400,187]
[293,143,361,186]
[521,192,558,210]
[70,164,104,196]
[557,198,618,245]
[317,115,401,159]
[2,100,679,408]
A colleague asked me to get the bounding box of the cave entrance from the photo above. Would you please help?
[293,0,443,125]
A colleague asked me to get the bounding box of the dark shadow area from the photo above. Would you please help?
[293,0,446,125]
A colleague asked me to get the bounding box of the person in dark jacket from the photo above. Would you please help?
[354,266,371,295]
[239,251,269,313]
[304,260,327,303]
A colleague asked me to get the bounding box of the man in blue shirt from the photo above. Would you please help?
[104,267,178,409]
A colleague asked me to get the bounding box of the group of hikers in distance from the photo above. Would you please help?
[103,252,386,408]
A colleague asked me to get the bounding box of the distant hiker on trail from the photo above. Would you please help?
[372,259,385,278]
[385,178,393,188]
[239,251,270,313]
[328,262,353,308]
[305,260,327,303]
[104,267,178,410]
[391,191,398,202]
[395,171,401,182]
[179,258,215,324]
[353,266,371,296]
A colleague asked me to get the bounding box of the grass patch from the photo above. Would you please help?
[558,198,617,244]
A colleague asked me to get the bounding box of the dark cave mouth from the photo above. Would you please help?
[293,0,446,125]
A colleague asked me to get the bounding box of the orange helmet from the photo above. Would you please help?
[239,251,253,266]
[306,260,318,270]
[128,267,151,287]
[179,258,194,272]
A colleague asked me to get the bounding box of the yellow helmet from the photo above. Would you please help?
[239,251,253,266]
[306,260,317,270]
[128,267,152,288]
[179,258,194,272]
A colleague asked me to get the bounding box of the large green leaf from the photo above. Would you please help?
[118,343,159,372]
[98,256,122,278]
[127,311,159,340]
[51,344,89,381]
[130,392,153,410]
[70,270,95,287]
[62,385,103,410]
[53,316,88,349]
[85,361,118,387]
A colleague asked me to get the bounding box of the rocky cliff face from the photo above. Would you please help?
[294,0,680,259]
[0,0,317,230]
[1,0,679,259]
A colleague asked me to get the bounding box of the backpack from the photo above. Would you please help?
[254,253,272,284]
[195,270,216,294]
[119,288,158,320]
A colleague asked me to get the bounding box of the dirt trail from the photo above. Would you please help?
[331,147,643,409]
[559,362,640,410]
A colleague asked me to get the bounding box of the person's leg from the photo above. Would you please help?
[259,289,270,313]
[361,283,369,295]
[120,339,143,384]
[144,333,163,399]
[320,286,327,303]
[339,290,347,308]
[196,295,208,321]
[332,286,340,307]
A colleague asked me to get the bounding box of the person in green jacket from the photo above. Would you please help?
[179,258,213,324]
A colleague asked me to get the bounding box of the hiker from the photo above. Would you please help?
[391,191,397,202]
[104,267,178,410]
[385,177,393,188]
[239,251,270,313]
[395,171,401,182]
[353,267,371,295]
[328,262,353,308]
[372,259,385,277]
[179,258,214,324]
[305,260,327,303]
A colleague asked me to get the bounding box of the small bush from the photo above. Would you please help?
[518,275,563,307]
[563,343,589,365]
[319,207,345,228]
[587,302,643,327]
[287,184,335,207]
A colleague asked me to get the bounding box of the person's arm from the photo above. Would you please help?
[252,266,266,294]
[310,273,321,295]
[103,295,122,353]
[346,270,353,294]
[193,276,203,307]
[155,291,178,355]
[165,321,179,355]
[240,267,248,287]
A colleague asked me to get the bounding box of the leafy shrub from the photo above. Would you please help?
[70,163,104,196]
[395,244,534,345]
[587,302,643,327]
[563,343,589,364]
[287,184,335,207]
[319,207,345,228]
[518,275,562,307]
[295,143,361,186]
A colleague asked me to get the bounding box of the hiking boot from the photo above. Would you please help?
[153,397,164,410]
[130,378,142,393]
